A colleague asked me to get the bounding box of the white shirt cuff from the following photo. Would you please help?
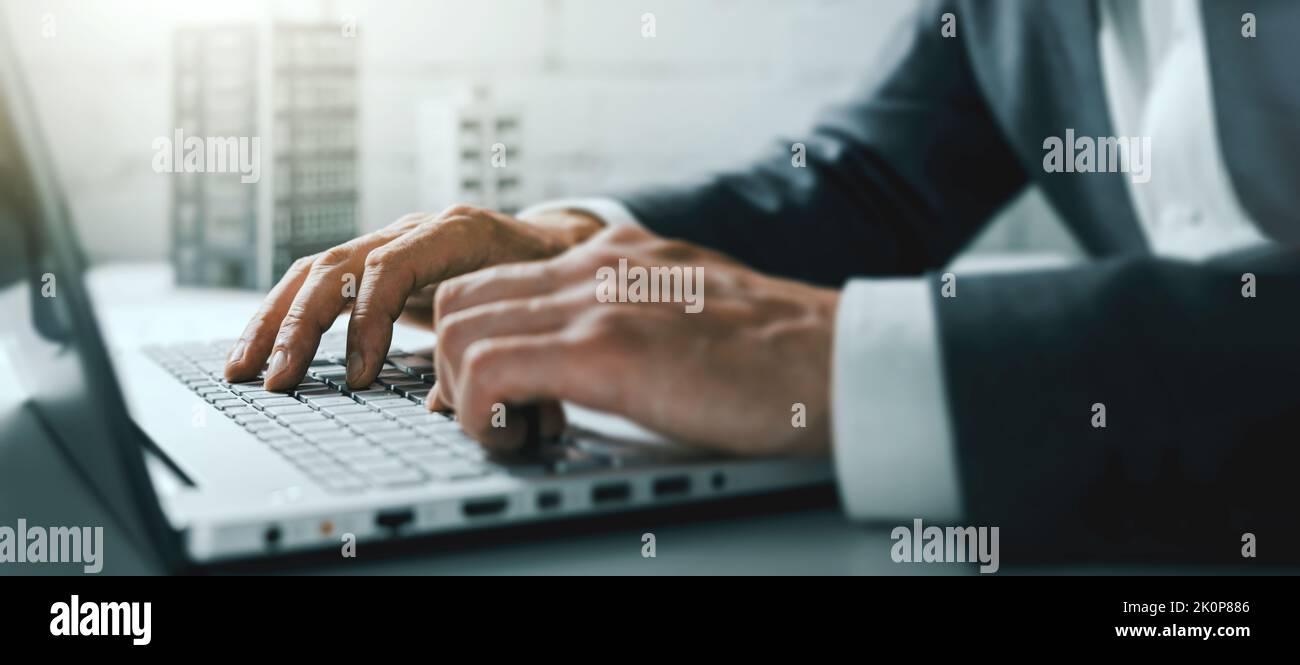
[832,278,964,523]
[517,198,643,229]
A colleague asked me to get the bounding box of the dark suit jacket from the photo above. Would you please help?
[615,0,1300,564]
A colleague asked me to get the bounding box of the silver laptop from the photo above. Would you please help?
[0,13,830,570]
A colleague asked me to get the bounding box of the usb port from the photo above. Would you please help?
[462,497,508,518]
[592,482,631,505]
[375,508,415,531]
[653,476,691,498]
[536,491,562,511]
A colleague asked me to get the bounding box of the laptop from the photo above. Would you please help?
[0,13,831,570]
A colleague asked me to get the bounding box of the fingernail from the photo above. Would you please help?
[266,349,288,379]
[226,340,247,366]
[346,351,365,386]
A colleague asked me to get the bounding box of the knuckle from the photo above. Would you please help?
[462,340,503,377]
[396,212,427,226]
[587,306,630,336]
[583,248,620,271]
[656,239,696,261]
[289,255,316,273]
[435,309,470,349]
[275,310,310,342]
[363,246,394,271]
[606,223,645,243]
[439,203,478,219]
[316,245,352,269]
[435,276,466,314]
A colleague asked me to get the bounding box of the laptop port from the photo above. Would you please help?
[711,472,726,490]
[462,497,508,518]
[263,526,282,548]
[536,490,562,511]
[592,482,631,505]
[375,508,416,531]
[653,475,691,498]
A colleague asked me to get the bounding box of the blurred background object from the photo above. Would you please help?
[6,0,1082,289]
[172,18,359,288]
[418,85,531,216]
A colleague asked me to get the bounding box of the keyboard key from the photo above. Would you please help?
[357,421,408,437]
[397,413,450,427]
[239,390,281,401]
[211,399,246,410]
[388,354,434,374]
[317,475,368,494]
[427,461,490,481]
[403,449,458,467]
[253,397,303,410]
[319,404,372,417]
[340,382,385,396]
[315,439,374,455]
[255,427,298,441]
[243,420,282,433]
[272,442,317,459]
[229,381,265,394]
[335,411,389,425]
[401,388,432,400]
[292,450,341,468]
[384,436,440,450]
[277,411,328,423]
[381,405,432,419]
[294,387,336,399]
[389,383,427,396]
[265,412,317,426]
[297,459,351,478]
[338,448,395,466]
[304,436,366,451]
[365,467,428,488]
[304,396,357,408]
[291,420,344,434]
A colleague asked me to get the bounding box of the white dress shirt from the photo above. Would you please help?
[519,0,1272,523]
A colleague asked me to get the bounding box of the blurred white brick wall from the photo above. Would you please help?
[7,0,1080,266]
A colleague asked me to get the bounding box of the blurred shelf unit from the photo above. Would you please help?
[417,87,532,217]
[171,22,359,290]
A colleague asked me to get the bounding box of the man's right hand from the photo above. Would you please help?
[223,204,604,392]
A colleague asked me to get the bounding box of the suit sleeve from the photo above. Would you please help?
[934,247,1300,564]
[613,0,1027,286]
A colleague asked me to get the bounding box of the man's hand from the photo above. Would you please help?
[432,224,839,457]
[224,205,603,391]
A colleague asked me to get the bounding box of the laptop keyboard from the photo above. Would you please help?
[142,334,594,495]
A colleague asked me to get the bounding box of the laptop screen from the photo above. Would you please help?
[0,6,176,567]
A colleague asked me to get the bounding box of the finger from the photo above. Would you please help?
[224,254,316,382]
[262,229,414,391]
[432,288,591,410]
[434,255,594,327]
[537,400,567,439]
[344,219,493,389]
[454,333,623,452]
